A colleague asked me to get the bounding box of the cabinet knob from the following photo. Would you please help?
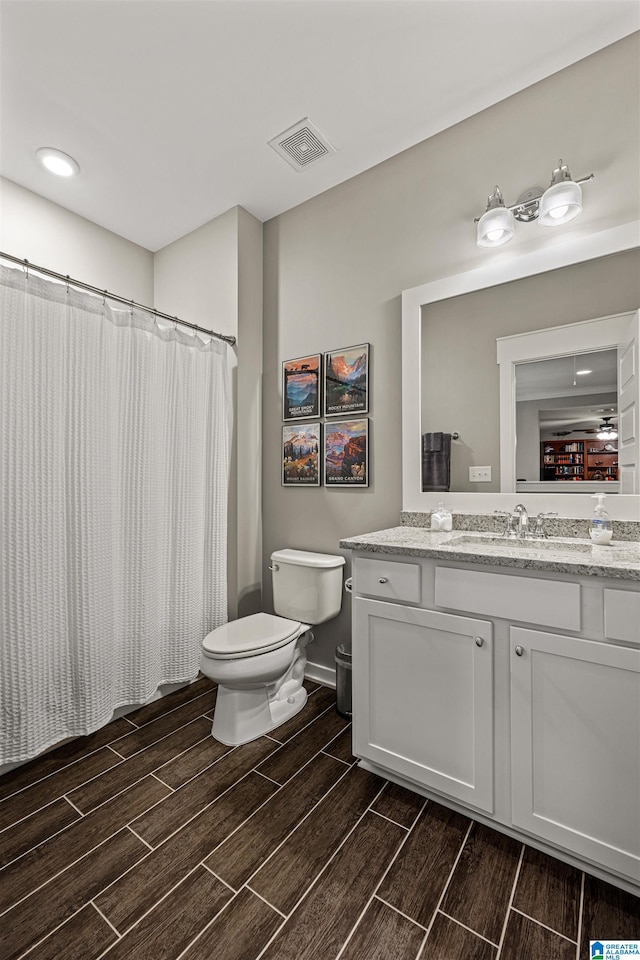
[378,577,388,584]
[474,637,484,647]
[515,645,524,657]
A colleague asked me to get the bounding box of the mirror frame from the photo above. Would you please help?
[402,221,640,520]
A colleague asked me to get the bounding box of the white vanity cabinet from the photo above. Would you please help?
[349,550,640,893]
[510,626,640,883]
[353,598,493,812]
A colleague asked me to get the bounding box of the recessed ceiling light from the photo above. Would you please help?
[36,147,80,177]
[576,369,592,376]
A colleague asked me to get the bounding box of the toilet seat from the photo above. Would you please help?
[202,612,303,661]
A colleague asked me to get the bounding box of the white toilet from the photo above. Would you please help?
[200,549,346,745]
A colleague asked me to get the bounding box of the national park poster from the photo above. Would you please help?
[324,418,368,486]
[282,354,321,421]
[282,423,321,486]
[324,343,369,416]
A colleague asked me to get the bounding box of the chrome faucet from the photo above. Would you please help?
[512,504,529,539]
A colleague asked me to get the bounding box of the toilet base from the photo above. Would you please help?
[212,682,308,746]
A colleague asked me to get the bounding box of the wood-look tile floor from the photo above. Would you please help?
[1,677,638,960]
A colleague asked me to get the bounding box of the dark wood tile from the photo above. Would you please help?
[440,821,522,944]
[124,676,215,727]
[205,752,346,888]
[250,764,385,914]
[109,691,217,758]
[256,707,348,784]
[0,828,148,960]
[95,772,277,933]
[0,774,170,914]
[100,865,233,960]
[0,747,121,830]
[425,912,497,960]
[271,686,336,744]
[0,796,80,867]
[155,734,232,788]
[181,886,282,960]
[68,717,211,812]
[377,801,471,928]
[322,725,354,764]
[24,904,119,960]
[0,718,132,802]
[501,910,575,960]
[580,874,640,955]
[259,811,405,960]
[371,782,425,829]
[131,735,278,847]
[340,897,425,960]
[512,846,581,941]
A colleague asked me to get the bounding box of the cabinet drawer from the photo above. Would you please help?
[354,558,421,603]
[434,566,580,631]
[604,589,640,644]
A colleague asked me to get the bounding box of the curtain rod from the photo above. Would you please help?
[0,252,237,346]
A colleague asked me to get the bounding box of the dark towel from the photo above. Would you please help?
[422,432,452,491]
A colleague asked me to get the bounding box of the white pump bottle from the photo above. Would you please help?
[589,493,613,545]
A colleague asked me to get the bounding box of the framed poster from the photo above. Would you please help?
[324,343,369,416]
[282,354,321,421]
[324,418,369,486]
[282,423,321,486]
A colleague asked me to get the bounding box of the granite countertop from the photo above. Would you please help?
[339,526,640,581]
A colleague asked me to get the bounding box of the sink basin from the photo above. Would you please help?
[445,535,596,553]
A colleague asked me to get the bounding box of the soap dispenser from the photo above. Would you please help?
[589,493,613,545]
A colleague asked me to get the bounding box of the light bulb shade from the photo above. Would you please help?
[476,206,515,247]
[538,180,582,226]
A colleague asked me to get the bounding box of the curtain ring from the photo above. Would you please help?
[65,275,70,295]
[130,299,134,318]
[23,259,29,281]
[103,289,107,306]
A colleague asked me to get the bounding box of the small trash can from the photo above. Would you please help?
[335,644,352,718]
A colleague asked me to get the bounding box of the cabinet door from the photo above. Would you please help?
[353,598,493,813]
[511,627,640,884]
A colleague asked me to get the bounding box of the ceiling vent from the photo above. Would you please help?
[268,118,336,171]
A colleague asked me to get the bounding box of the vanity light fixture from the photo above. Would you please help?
[36,147,80,178]
[475,160,594,248]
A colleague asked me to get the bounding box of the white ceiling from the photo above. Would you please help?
[1,0,638,252]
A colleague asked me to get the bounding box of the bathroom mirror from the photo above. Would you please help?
[403,222,640,519]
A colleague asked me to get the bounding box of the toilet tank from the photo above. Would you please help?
[271,549,346,624]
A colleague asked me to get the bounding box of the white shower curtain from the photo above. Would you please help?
[0,264,231,764]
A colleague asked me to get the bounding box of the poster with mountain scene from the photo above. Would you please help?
[282,354,321,421]
[282,424,321,486]
[324,343,369,416]
[324,419,368,486]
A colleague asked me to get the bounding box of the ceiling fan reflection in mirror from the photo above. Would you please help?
[550,416,618,438]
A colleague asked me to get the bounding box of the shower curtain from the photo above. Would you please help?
[0,264,231,765]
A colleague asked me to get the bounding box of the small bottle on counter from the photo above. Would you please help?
[431,502,453,531]
[589,492,613,545]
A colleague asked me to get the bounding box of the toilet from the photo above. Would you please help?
[200,549,346,745]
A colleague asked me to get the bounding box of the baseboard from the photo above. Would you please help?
[305,660,336,689]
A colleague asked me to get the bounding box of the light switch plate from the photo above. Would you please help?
[469,466,492,482]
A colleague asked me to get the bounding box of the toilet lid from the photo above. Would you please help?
[202,612,302,659]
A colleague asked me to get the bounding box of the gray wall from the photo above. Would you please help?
[421,251,640,492]
[262,34,640,674]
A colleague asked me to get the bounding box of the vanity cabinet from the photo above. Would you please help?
[353,598,493,812]
[349,551,640,892]
[510,627,640,882]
